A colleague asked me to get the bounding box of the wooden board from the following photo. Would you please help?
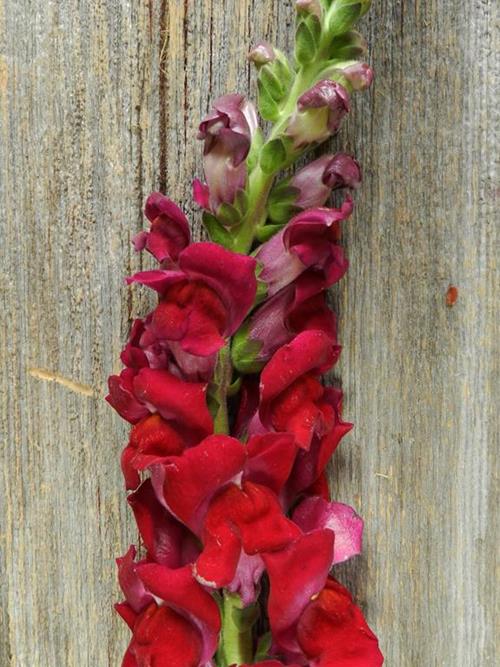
[0,1,497,664]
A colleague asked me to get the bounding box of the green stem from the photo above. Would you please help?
[212,346,232,435]
[232,65,324,254]
[215,592,258,667]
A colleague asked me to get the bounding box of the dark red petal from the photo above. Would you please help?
[297,578,384,666]
[128,479,198,567]
[178,242,257,334]
[106,370,149,424]
[263,529,335,653]
[137,564,221,663]
[260,331,339,426]
[245,432,298,494]
[116,546,152,614]
[115,602,138,631]
[131,603,202,667]
[155,434,247,532]
[133,368,213,441]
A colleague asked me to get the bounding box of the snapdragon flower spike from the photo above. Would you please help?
[195,94,258,212]
[111,1,382,663]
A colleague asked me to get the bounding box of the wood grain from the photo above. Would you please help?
[0,1,497,665]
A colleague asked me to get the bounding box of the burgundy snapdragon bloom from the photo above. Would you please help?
[232,277,337,373]
[116,550,221,667]
[255,330,341,450]
[290,153,362,209]
[286,80,350,147]
[128,242,257,360]
[296,578,384,666]
[255,199,353,297]
[195,93,258,211]
[132,192,191,263]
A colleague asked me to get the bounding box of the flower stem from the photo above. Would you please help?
[215,591,258,667]
[212,345,232,434]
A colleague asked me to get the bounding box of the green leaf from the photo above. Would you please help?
[260,138,288,174]
[259,64,285,102]
[327,2,363,37]
[330,30,367,59]
[233,189,249,216]
[295,20,317,65]
[257,79,280,122]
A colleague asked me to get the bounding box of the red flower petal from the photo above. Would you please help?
[128,479,199,567]
[297,578,383,666]
[153,434,247,532]
[245,432,298,494]
[137,563,221,664]
[178,242,257,335]
[128,602,203,667]
[116,546,152,614]
[132,368,213,441]
[263,530,335,654]
[293,497,363,565]
[106,369,149,424]
[196,482,300,590]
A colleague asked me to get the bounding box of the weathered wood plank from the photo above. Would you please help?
[0,1,497,665]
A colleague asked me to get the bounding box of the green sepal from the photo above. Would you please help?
[231,324,265,375]
[216,202,242,227]
[215,592,259,667]
[274,49,294,89]
[260,138,288,174]
[234,189,249,216]
[247,128,265,172]
[227,376,242,397]
[330,30,367,59]
[257,78,281,122]
[255,223,286,243]
[202,211,233,247]
[254,632,273,662]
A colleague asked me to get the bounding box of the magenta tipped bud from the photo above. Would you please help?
[286,80,350,147]
[341,63,374,90]
[248,41,276,67]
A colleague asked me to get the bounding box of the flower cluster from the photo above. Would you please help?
[108,2,382,665]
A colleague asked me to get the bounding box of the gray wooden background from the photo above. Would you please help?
[0,1,497,665]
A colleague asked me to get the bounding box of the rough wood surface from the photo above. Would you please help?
[0,1,497,665]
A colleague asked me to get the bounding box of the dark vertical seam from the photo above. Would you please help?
[158,0,168,194]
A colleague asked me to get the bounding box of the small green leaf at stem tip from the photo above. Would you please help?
[260,138,288,175]
[254,631,273,661]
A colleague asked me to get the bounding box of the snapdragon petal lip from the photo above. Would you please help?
[292,497,364,565]
[132,367,213,440]
[116,546,153,614]
[136,563,221,664]
[263,529,335,654]
[128,479,200,568]
[297,578,384,666]
[153,434,247,533]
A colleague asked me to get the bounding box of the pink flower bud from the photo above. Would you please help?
[248,41,276,67]
[341,62,374,90]
[286,80,350,147]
